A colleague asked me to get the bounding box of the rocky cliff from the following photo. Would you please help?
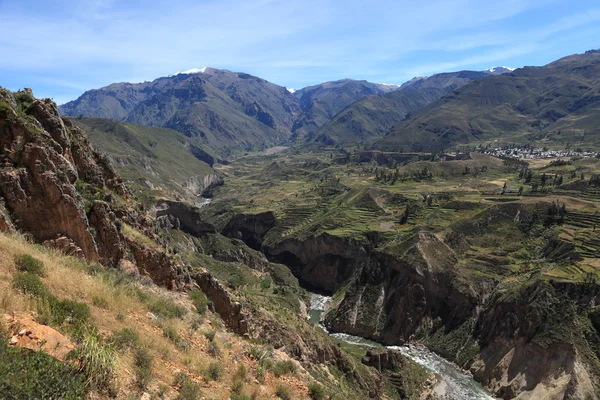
[0,88,184,288]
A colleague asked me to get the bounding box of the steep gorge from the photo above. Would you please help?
[217,204,600,399]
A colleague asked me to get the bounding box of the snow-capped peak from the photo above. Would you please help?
[287,88,296,93]
[168,67,209,77]
[485,66,515,74]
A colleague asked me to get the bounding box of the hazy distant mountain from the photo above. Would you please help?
[60,68,301,157]
[311,70,493,145]
[291,79,399,138]
[375,50,600,152]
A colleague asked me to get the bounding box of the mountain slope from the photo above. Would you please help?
[72,117,219,202]
[310,87,446,145]
[291,79,399,139]
[376,50,600,152]
[311,71,493,145]
[60,68,301,157]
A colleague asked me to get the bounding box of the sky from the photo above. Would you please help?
[1,0,599,105]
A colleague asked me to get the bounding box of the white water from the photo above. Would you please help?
[195,197,212,208]
[388,345,495,400]
[307,293,496,400]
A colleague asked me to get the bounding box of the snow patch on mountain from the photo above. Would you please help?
[168,67,209,77]
[485,66,515,74]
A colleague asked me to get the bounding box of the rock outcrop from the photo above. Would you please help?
[222,211,277,250]
[265,233,368,293]
[324,231,477,343]
[154,200,216,237]
[0,88,181,288]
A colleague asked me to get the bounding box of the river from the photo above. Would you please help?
[308,293,496,400]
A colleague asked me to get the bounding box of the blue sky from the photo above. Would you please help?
[1,0,599,104]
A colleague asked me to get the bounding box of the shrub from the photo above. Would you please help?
[12,272,49,297]
[272,360,297,377]
[150,297,187,319]
[0,340,85,399]
[188,290,209,315]
[247,344,272,362]
[178,379,202,400]
[50,298,91,328]
[231,378,244,395]
[74,330,117,394]
[203,330,216,342]
[308,383,326,400]
[134,347,153,390]
[109,328,139,350]
[162,326,181,342]
[255,365,266,383]
[260,278,271,290]
[233,363,248,381]
[275,384,292,400]
[14,254,45,276]
[204,361,223,381]
[208,341,221,357]
[92,296,109,309]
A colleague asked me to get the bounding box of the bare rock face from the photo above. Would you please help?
[0,89,129,262]
[192,268,249,335]
[89,200,126,267]
[154,200,216,237]
[324,231,476,343]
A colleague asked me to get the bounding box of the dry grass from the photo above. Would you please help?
[0,233,313,399]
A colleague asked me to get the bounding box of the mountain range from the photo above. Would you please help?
[375,50,600,152]
[60,50,600,156]
[59,65,516,157]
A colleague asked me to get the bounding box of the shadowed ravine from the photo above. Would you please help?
[309,293,496,400]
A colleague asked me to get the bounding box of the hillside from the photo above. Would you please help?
[310,70,494,146]
[376,50,600,152]
[60,68,301,157]
[309,88,445,145]
[292,79,398,139]
[72,117,219,203]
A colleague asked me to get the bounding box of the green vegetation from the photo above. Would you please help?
[189,290,209,315]
[134,347,153,390]
[204,361,224,381]
[110,328,139,350]
[174,372,202,400]
[308,382,327,400]
[275,384,292,400]
[14,254,45,276]
[73,118,215,203]
[149,296,187,319]
[73,329,117,394]
[272,360,297,377]
[12,272,49,297]
[0,327,85,400]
